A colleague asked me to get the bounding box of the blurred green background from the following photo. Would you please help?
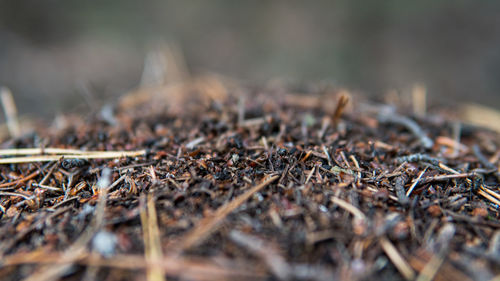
[1,0,499,117]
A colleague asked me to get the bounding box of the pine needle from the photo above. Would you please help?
[0,150,146,164]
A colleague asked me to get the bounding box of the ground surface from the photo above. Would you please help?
[0,79,499,281]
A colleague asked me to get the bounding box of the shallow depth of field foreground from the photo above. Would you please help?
[0,77,498,281]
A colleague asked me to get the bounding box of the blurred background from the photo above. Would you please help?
[1,0,499,118]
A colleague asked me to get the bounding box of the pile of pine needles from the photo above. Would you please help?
[0,77,499,281]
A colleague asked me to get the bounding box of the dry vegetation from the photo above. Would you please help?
[0,75,499,281]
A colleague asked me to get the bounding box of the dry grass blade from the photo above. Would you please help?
[1,79,498,281]
[178,175,279,251]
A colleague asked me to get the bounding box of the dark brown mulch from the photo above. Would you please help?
[0,80,499,281]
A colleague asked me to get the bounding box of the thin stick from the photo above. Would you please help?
[178,175,279,251]
[39,162,58,185]
[481,187,500,201]
[322,145,332,166]
[417,172,477,185]
[478,189,500,206]
[0,150,146,165]
[380,236,415,281]
[406,167,428,197]
[105,174,127,193]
